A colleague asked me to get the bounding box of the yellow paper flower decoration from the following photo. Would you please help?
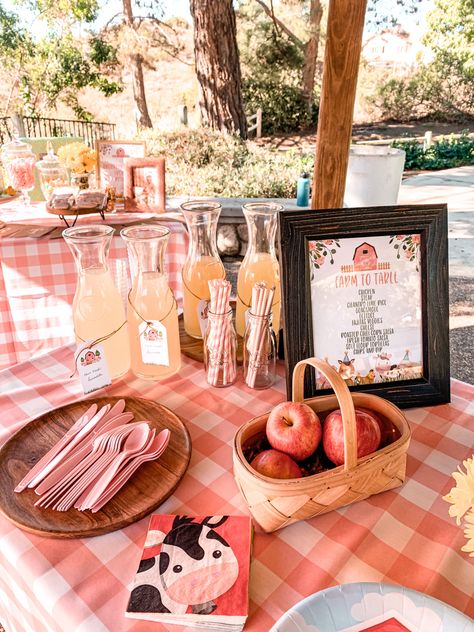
[57,142,96,174]
[461,509,474,557]
[443,455,474,555]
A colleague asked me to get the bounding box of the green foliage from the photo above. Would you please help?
[0,0,121,119]
[392,132,474,170]
[243,78,317,135]
[140,128,313,197]
[367,0,474,122]
[237,0,318,134]
[366,66,440,121]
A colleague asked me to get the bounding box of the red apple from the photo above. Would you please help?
[323,407,381,466]
[358,407,401,448]
[250,449,302,479]
[266,401,322,461]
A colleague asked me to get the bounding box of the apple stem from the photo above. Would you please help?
[283,417,293,427]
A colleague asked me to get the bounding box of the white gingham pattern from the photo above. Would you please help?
[0,345,473,632]
[0,203,188,370]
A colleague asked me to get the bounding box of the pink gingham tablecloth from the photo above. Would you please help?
[0,203,188,370]
[0,346,473,632]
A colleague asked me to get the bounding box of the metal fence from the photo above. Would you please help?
[0,114,115,147]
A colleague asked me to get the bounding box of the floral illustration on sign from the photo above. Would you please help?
[308,239,341,272]
[389,234,420,271]
[443,455,474,557]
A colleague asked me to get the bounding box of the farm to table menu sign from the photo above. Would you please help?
[309,234,423,388]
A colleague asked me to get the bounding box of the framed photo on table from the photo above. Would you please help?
[123,157,166,212]
[278,204,450,408]
[96,140,146,200]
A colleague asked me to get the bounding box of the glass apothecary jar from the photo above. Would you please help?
[1,137,36,205]
[35,143,70,202]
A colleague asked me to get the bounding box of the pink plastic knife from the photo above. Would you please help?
[14,403,98,493]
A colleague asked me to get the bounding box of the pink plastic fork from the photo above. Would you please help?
[55,423,150,512]
[35,421,136,509]
[34,412,134,496]
[75,424,151,510]
[89,429,171,513]
[34,428,118,509]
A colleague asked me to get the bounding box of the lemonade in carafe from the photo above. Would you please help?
[63,225,130,380]
[121,225,180,380]
[180,201,225,338]
[236,203,282,337]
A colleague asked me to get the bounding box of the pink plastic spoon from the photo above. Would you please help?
[75,424,152,510]
[89,429,170,512]
[55,423,150,512]
[35,422,137,509]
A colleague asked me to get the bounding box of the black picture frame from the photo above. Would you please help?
[278,204,450,408]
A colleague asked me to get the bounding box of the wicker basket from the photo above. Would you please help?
[233,358,411,533]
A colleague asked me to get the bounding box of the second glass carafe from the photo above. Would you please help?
[180,201,226,339]
[121,224,181,380]
[236,203,282,337]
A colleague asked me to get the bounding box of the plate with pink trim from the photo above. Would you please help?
[270,583,473,632]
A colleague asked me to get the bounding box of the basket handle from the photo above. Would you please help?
[292,358,358,471]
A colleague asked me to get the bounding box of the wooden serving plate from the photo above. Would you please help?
[0,396,191,539]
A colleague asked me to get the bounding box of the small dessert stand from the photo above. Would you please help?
[46,202,107,228]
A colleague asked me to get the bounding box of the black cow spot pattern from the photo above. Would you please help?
[128,584,171,613]
[137,557,156,573]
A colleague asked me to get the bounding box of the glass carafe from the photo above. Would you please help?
[63,225,130,380]
[236,203,282,337]
[1,137,36,205]
[180,201,226,339]
[121,224,181,380]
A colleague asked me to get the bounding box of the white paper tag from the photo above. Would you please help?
[77,343,111,394]
[139,320,169,366]
[197,299,209,338]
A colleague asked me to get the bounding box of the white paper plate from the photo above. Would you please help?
[270,583,474,632]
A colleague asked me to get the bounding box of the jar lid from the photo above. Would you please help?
[36,142,62,174]
[1,136,33,158]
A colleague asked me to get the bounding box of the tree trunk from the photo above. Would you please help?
[122,0,153,129]
[190,0,248,139]
[302,0,323,115]
[131,54,153,129]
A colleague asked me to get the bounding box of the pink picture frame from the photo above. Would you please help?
[123,157,166,212]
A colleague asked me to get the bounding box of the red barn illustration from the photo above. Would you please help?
[353,242,378,271]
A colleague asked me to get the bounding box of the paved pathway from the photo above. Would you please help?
[399,166,474,278]
[398,166,474,384]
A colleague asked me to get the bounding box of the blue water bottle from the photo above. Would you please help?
[296,172,310,207]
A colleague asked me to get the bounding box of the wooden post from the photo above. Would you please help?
[311,0,368,209]
[12,113,25,137]
[178,105,188,126]
[256,108,262,138]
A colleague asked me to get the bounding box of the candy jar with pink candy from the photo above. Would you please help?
[1,137,36,205]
